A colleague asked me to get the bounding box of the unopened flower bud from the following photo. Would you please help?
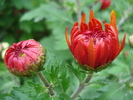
[4,39,45,77]
[96,0,111,10]
[129,35,133,47]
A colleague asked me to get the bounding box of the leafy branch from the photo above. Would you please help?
[37,72,55,96]
[71,73,93,99]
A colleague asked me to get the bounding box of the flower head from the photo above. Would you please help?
[4,39,45,77]
[65,10,126,72]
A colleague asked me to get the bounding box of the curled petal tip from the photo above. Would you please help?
[81,13,86,23]
[119,33,126,53]
[65,26,71,47]
[110,10,118,34]
[89,10,94,21]
[111,10,115,14]
[110,10,116,24]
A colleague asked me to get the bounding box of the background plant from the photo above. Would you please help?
[0,0,133,100]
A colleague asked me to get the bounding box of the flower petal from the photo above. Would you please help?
[114,33,126,59]
[110,10,118,34]
[80,22,88,32]
[89,10,94,21]
[65,26,71,48]
[72,22,78,28]
[92,18,102,30]
[94,39,103,68]
[87,38,95,69]
[119,33,126,51]
[99,40,109,66]
[81,13,86,23]
[73,39,85,65]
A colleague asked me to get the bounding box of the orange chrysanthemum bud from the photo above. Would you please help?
[65,10,126,72]
[4,39,45,77]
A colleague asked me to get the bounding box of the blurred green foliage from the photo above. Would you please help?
[1,0,133,100]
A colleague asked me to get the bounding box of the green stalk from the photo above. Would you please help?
[37,72,55,96]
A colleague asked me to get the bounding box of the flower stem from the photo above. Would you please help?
[118,6,132,30]
[71,73,93,99]
[75,0,81,29]
[37,72,55,96]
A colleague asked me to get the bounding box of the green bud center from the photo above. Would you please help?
[20,53,25,57]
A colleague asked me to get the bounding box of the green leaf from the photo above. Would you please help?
[59,94,72,100]
[13,90,32,100]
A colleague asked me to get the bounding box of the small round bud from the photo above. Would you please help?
[96,0,111,10]
[129,35,133,47]
[4,39,45,77]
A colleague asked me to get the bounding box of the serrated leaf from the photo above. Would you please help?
[13,90,32,100]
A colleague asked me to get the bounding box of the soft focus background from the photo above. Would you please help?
[0,0,133,100]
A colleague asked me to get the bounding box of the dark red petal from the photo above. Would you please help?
[71,26,78,35]
[72,22,78,28]
[112,37,119,59]
[94,39,103,68]
[88,21,94,31]
[71,30,82,44]
[92,18,102,30]
[104,23,116,37]
[71,31,83,52]
[73,39,85,65]
[106,36,115,61]
[99,40,109,66]
[80,22,88,32]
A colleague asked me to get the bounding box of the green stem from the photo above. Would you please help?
[71,73,93,99]
[75,0,81,29]
[37,72,55,96]
[118,6,132,30]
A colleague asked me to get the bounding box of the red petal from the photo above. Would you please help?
[87,38,95,69]
[80,22,88,32]
[12,57,24,72]
[94,39,103,68]
[88,21,94,31]
[114,33,126,59]
[72,22,78,28]
[104,23,116,37]
[92,18,102,30]
[71,26,78,35]
[119,33,126,51]
[71,31,83,52]
[99,40,109,66]
[73,39,85,65]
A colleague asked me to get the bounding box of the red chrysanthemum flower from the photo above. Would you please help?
[4,39,45,77]
[65,10,126,72]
